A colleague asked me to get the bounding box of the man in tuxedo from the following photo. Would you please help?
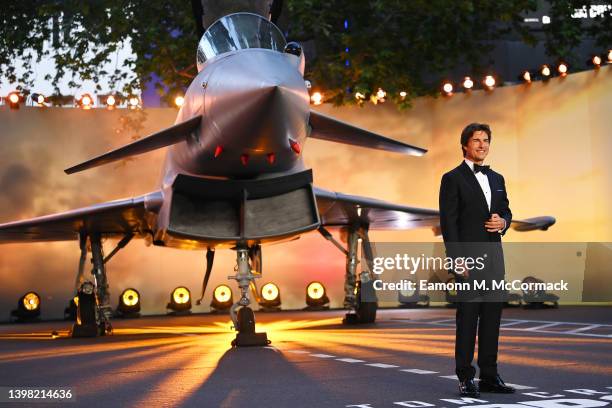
[439,123,515,397]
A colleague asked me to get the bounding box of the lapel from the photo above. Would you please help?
[487,172,498,213]
[458,161,490,215]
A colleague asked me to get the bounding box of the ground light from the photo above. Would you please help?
[258,282,281,312]
[304,281,330,311]
[10,292,41,322]
[167,286,192,315]
[116,288,141,318]
[211,284,233,312]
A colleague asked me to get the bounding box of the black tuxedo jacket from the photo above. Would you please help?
[439,161,512,285]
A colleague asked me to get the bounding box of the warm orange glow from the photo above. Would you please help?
[22,292,40,311]
[261,283,280,301]
[310,91,323,105]
[558,62,568,76]
[522,71,532,83]
[121,289,139,307]
[174,95,185,107]
[541,64,551,77]
[106,95,116,107]
[442,82,453,95]
[128,96,140,107]
[376,88,386,100]
[213,285,232,303]
[172,287,190,304]
[306,282,325,300]
[8,93,20,104]
[462,76,473,90]
[484,75,496,89]
[80,94,93,108]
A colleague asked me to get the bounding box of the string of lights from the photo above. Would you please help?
[2,51,610,109]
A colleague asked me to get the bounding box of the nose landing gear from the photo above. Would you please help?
[229,246,270,347]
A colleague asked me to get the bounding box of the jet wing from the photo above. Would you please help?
[0,192,162,243]
[314,187,556,232]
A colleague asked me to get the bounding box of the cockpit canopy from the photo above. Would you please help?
[196,13,287,71]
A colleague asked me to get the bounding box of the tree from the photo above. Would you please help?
[0,1,608,107]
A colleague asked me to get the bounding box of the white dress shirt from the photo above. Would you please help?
[464,158,491,211]
[464,159,506,233]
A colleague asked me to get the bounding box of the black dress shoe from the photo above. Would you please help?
[459,378,480,397]
[479,374,516,393]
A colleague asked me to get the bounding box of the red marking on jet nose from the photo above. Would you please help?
[267,153,276,164]
[289,139,301,154]
[240,154,249,166]
[214,145,223,158]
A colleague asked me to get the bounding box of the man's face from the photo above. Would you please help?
[463,130,489,163]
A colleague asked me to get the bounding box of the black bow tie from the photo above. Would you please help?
[473,164,490,174]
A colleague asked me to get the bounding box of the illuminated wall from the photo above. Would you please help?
[0,67,610,320]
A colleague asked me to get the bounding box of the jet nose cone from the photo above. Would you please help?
[203,50,310,150]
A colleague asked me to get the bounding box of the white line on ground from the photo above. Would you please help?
[400,369,439,374]
[524,322,562,331]
[336,358,366,363]
[504,383,537,390]
[311,353,336,358]
[440,375,458,379]
[365,363,399,368]
[563,324,602,334]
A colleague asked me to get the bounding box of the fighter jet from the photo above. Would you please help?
[0,13,555,345]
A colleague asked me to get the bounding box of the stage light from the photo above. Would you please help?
[106,95,116,108]
[540,64,551,78]
[607,50,612,63]
[521,276,559,308]
[441,82,453,95]
[167,286,192,314]
[78,93,93,109]
[310,91,323,105]
[399,91,407,99]
[557,62,568,77]
[304,281,330,310]
[590,55,602,68]
[174,95,185,107]
[520,70,532,83]
[483,75,496,89]
[376,88,386,101]
[355,92,366,101]
[31,93,46,106]
[10,291,41,322]
[259,282,281,311]
[462,76,474,90]
[211,284,233,312]
[128,96,140,108]
[397,279,430,308]
[116,288,141,318]
[7,91,21,109]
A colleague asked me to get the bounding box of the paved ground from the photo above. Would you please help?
[0,306,611,407]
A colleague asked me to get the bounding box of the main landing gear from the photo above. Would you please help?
[228,245,270,347]
[71,232,133,338]
[318,225,378,324]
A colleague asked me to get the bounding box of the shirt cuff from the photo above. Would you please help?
[498,219,506,234]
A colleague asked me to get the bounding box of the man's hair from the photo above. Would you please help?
[460,123,492,157]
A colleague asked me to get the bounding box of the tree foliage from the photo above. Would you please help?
[0,1,608,107]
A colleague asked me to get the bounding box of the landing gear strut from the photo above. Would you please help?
[71,232,133,338]
[229,246,270,347]
[319,225,378,324]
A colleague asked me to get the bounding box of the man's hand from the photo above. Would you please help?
[485,213,505,232]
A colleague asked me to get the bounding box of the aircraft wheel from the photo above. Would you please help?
[356,300,377,323]
[237,307,256,334]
